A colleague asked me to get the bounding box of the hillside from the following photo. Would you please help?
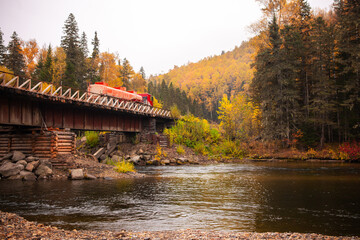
[150,40,255,120]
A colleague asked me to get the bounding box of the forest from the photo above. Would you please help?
[153,0,360,150]
[1,0,359,156]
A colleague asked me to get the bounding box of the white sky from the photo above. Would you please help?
[0,0,333,76]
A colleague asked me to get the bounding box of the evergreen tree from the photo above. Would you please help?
[6,31,25,77]
[41,45,53,82]
[120,58,134,89]
[61,13,82,89]
[80,32,89,57]
[0,28,6,65]
[140,66,146,79]
[89,31,100,83]
[91,31,100,59]
[334,0,360,140]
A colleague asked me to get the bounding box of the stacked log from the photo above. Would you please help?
[0,130,76,159]
[55,131,76,155]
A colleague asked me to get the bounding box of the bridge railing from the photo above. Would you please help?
[0,74,172,118]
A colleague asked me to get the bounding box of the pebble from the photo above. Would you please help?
[1,211,358,240]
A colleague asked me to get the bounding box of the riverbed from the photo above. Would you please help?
[0,162,359,236]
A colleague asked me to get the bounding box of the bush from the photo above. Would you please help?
[217,140,246,158]
[339,141,360,160]
[176,145,185,155]
[105,157,135,173]
[85,131,99,148]
[113,160,135,173]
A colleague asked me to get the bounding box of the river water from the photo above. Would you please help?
[0,162,359,236]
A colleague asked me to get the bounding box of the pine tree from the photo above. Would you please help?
[88,31,100,84]
[41,45,53,82]
[61,13,82,89]
[120,58,134,89]
[91,31,100,59]
[334,0,360,140]
[0,28,6,65]
[140,66,146,79]
[6,31,25,77]
[80,32,89,58]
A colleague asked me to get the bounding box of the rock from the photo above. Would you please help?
[112,155,122,162]
[93,147,105,159]
[162,159,170,165]
[176,160,184,165]
[25,156,38,163]
[31,160,40,169]
[0,153,13,161]
[34,164,53,177]
[100,154,107,161]
[17,160,28,167]
[0,162,24,178]
[142,155,152,161]
[103,177,113,180]
[11,151,25,162]
[125,155,131,160]
[20,170,37,181]
[70,169,84,180]
[8,174,22,180]
[130,155,141,164]
[177,157,188,163]
[84,173,97,180]
[40,159,52,168]
[138,148,144,154]
[37,175,48,180]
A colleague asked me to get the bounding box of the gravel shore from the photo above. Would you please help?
[1,211,359,240]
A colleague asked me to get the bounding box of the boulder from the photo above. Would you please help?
[40,159,52,168]
[8,174,22,180]
[0,162,24,178]
[0,153,13,161]
[100,154,107,161]
[34,164,53,177]
[12,151,25,162]
[177,157,188,163]
[80,136,87,142]
[25,156,39,163]
[20,170,37,181]
[25,162,35,172]
[142,155,152,161]
[84,173,97,180]
[32,160,40,169]
[138,148,144,154]
[17,160,28,167]
[162,159,170,165]
[130,155,141,164]
[70,169,84,180]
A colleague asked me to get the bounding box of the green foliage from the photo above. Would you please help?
[170,104,181,119]
[6,31,25,76]
[215,140,246,158]
[85,131,99,148]
[176,145,185,155]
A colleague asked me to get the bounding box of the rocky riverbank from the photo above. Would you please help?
[1,211,358,240]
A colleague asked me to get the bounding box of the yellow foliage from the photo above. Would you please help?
[99,52,122,87]
[21,39,39,78]
[153,96,163,109]
[52,47,66,85]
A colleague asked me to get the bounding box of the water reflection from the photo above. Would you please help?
[0,163,359,236]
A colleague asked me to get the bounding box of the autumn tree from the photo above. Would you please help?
[6,31,25,77]
[51,47,66,85]
[21,39,39,78]
[140,66,146,79]
[99,52,121,87]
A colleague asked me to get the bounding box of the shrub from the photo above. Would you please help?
[113,160,135,173]
[339,141,360,160]
[85,131,99,148]
[194,142,207,155]
[176,145,185,155]
[217,140,246,158]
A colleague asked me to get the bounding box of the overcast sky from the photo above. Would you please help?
[0,0,333,76]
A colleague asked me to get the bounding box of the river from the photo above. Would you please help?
[0,162,359,236]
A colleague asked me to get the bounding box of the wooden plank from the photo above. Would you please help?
[0,95,9,124]
[9,98,21,124]
[21,100,32,125]
[53,105,63,128]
